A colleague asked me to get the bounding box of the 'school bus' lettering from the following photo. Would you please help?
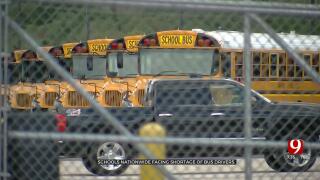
[88,44,107,54]
[66,48,72,56]
[158,34,196,48]
[63,43,78,59]
[160,35,193,45]
[13,50,27,62]
[124,35,144,53]
[127,40,139,50]
[87,39,113,55]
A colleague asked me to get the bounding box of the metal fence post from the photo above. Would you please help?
[2,1,9,179]
[0,2,3,178]
[244,12,252,180]
[0,1,9,179]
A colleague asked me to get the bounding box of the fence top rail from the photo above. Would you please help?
[23,0,320,17]
[8,131,320,150]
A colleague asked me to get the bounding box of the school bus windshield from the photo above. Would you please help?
[2,62,20,84]
[139,48,217,75]
[21,61,61,82]
[72,55,106,79]
[108,52,138,77]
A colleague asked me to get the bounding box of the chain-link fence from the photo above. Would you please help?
[1,0,320,180]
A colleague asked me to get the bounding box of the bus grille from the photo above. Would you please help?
[16,93,32,108]
[105,90,122,106]
[67,91,95,107]
[137,89,145,105]
[45,92,58,106]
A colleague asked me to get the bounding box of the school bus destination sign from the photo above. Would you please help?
[124,35,144,52]
[87,39,113,55]
[157,31,197,48]
[62,42,78,59]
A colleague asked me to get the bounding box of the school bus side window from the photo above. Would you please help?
[312,53,319,73]
[252,52,260,79]
[303,54,312,79]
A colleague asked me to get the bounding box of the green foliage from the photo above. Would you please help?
[7,1,320,51]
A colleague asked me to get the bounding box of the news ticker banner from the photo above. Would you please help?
[98,159,237,166]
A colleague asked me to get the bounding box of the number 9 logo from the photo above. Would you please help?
[288,139,304,155]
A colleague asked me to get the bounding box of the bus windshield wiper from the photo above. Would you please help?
[154,70,178,76]
[84,74,106,79]
[123,73,138,76]
[176,72,205,77]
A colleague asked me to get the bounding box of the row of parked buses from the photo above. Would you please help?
[1,29,320,111]
[211,30,320,103]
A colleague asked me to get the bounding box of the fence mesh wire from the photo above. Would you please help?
[1,0,320,180]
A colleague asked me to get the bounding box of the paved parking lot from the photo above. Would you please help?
[60,157,320,180]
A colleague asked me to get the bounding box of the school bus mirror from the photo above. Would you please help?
[86,55,93,71]
[117,52,124,69]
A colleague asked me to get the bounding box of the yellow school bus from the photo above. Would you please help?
[62,42,79,59]
[60,39,115,108]
[2,50,23,109]
[9,45,74,110]
[211,30,320,103]
[1,53,20,108]
[36,42,79,110]
[132,30,222,106]
[12,49,26,63]
[105,35,144,106]
[9,49,47,110]
[225,49,320,103]
[60,35,144,108]
[38,45,73,109]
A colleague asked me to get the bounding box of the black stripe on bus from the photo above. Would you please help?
[257,90,320,94]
